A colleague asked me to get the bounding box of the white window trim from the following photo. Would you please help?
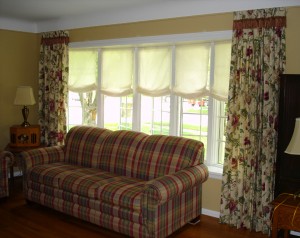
[70,31,232,48]
[132,47,141,132]
[70,31,232,179]
[207,165,223,180]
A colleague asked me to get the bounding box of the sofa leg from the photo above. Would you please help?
[188,215,201,225]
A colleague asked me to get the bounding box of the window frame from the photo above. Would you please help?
[69,31,232,179]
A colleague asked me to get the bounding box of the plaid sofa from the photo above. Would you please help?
[0,151,14,198]
[21,126,209,238]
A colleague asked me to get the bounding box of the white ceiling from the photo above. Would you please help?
[0,0,165,22]
[1,0,300,33]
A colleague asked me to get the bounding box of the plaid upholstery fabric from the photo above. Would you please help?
[63,126,204,181]
[21,146,65,170]
[64,126,112,167]
[133,135,204,180]
[27,162,79,188]
[144,186,203,238]
[26,189,148,237]
[23,126,209,238]
[26,186,144,224]
[21,146,65,192]
[145,164,208,203]
[0,151,14,198]
[96,129,204,180]
[98,130,148,176]
[27,162,146,210]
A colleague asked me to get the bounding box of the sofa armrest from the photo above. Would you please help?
[144,164,209,204]
[1,151,14,167]
[20,146,65,172]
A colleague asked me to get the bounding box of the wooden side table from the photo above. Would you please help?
[271,193,300,238]
[10,125,40,147]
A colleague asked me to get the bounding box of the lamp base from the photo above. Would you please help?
[21,121,31,127]
[21,106,30,127]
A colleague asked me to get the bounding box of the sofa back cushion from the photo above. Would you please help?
[98,130,204,180]
[64,126,111,167]
[133,134,204,180]
[64,126,204,180]
[97,130,148,177]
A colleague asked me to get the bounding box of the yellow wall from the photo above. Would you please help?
[0,30,39,149]
[1,7,300,214]
[69,13,233,41]
[286,7,300,73]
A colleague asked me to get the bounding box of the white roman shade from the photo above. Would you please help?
[69,50,98,92]
[69,40,231,100]
[173,43,210,99]
[137,46,172,96]
[101,48,134,96]
[211,41,231,101]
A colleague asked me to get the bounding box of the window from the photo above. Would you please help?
[68,91,97,127]
[140,95,170,135]
[103,95,133,131]
[68,31,232,177]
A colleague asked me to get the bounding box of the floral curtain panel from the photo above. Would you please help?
[39,31,69,146]
[220,8,286,234]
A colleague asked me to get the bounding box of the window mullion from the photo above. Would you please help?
[132,47,141,132]
[160,99,163,134]
[118,98,122,129]
[206,42,216,165]
[97,49,104,128]
[169,45,178,136]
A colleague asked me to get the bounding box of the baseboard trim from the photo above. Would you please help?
[202,208,220,218]
[201,209,300,237]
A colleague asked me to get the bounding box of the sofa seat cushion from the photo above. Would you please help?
[27,162,146,211]
[25,186,144,224]
[27,162,81,188]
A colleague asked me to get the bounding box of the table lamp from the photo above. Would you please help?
[285,118,300,199]
[285,118,300,155]
[14,86,36,127]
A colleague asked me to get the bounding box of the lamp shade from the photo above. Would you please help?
[285,118,300,155]
[14,86,36,106]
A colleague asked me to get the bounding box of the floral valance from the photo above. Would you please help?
[233,8,286,30]
[41,31,69,46]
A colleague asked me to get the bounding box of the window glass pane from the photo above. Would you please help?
[67,91,97,130]
[217,101,227,164]
[179,97,209,158]
[68,92,82,130]
[140,95,170,135]
[82,91,97,127]
[120,95,133,130]
[103,95,133,131]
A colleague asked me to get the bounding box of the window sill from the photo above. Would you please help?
[207,165,223,180]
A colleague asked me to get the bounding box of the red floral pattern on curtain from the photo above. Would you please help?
[220,8,286,234]
[38,31,69,146]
